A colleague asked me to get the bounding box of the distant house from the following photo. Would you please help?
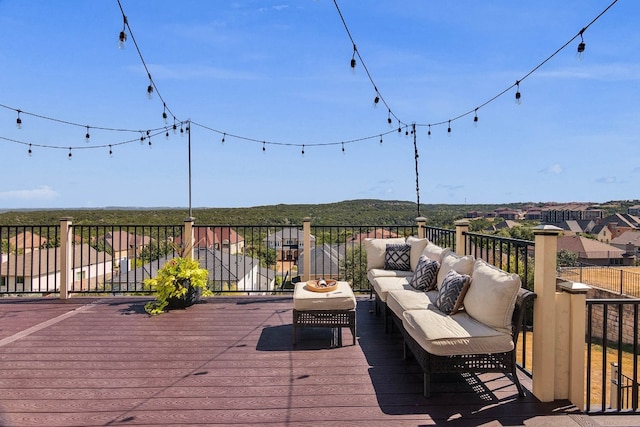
[348,228,400,244]
[99,231,151,271]
[610,230,640,261]
[175,226,245,254]
[628,205,640,216]
[494,208,522,220]
[557,236,630,266]
[8,231,48,253]
[264,228,315,262]
[0,244,112,293]
[595,213,640,240]
[524,208,542,221]
[117,248,274,294]
[485,220,520,233]
[297,243,347,280]
[555,220,595,236]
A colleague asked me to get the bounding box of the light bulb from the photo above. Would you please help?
[118,31,127,49]
[85,126,90,143]
[16,111,22,129]
[147,84,153,99]
[577,42,585,60]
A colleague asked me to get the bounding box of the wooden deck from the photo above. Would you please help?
[0,296,632,426]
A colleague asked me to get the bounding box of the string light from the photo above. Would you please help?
[146,73,154,99]
[16,110,22,129]
[373,87,380,107]
[68,147,72,160]
[118,15,127,49]
[427,124,431,138]
[350,44,357,71]
[341,142,345,154]
[165,129,169,139]
[221,133,226,144]
[515,81,521,105]
[28,144,32,157]
[85,126,90,143]
[301,144,305,157]
[109,145,113,157]
[473,109,479,127]
[162,104,168,123]
[262,141,266,152]
[577,28,586,60]
[0,1,618,161]
[447,120,452,135]
[173,119,177,134]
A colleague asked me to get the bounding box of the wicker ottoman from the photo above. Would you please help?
[292,281,357,347]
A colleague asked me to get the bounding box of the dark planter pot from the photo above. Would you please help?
[166,281,201,310]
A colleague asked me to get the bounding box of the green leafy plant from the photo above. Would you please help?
[144,254,211,315]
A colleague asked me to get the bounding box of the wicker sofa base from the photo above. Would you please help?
[292,309,356,347]
[390,288,535,398]
[399,323,523,398]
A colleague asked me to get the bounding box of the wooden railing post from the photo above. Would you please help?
[454,219,470,256]
[557,280,590,410]
[532,225,562,402]
[416,217,427,239]
[59,217,73,300]
[302,218,311,282]
[184,217,195,260]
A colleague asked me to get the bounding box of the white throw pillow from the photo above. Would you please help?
[363,237,406,271]
[436,253,474,290]
[464,259,521,334]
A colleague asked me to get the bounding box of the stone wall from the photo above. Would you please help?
[587,287,638,346]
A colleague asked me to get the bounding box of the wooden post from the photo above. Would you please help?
[59,217,73,300]
[532,225,561,402]
[302,217,311,282]
[557,280,590,409]
[184,217,195,260]
[454,219,470,256]
[416,217,427,239]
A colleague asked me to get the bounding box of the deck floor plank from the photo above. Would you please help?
[0,295,607,426]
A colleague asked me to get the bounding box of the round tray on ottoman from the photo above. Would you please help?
[305,279,337,293]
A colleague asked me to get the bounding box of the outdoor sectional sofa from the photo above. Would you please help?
[364,236,535,397]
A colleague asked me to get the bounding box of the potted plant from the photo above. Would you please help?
[144,250,211,315]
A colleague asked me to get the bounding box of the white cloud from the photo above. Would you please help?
[0,186,59,201]
[539,164,563,174]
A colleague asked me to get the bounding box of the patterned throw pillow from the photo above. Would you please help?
[384,244,411,271]
[434,270,471,315]
[409,255,440,291]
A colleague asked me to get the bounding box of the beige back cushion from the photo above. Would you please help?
[406,236,429,271]
[363,238,406,271]
[421,242,450,264]
[464,259,521,334]
[436,252,474,290]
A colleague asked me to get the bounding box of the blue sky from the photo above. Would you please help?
[0,0,637,209]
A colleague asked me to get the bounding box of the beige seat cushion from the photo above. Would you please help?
[464,259,521,334]
[364,238,407,271]
[402,308,514,356]
[386,288,438,319]
[293,281,356,311]
[367,268,413,283]
[370,277,411,302]
[436,253,474,290]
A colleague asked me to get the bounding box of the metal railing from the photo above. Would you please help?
[586,299,640,413]
[559,266,640,297]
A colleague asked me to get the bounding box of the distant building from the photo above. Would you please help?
[541,204,604,223]
[557,235,630,266]
[175,226,245,254]
[264,228,315,262]
[610,230,640,261]
[628,205,640,216]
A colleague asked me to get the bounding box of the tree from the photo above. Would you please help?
[340,244,368,290]
[557,249,579,267]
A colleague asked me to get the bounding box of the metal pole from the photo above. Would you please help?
[187,120,192,218]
